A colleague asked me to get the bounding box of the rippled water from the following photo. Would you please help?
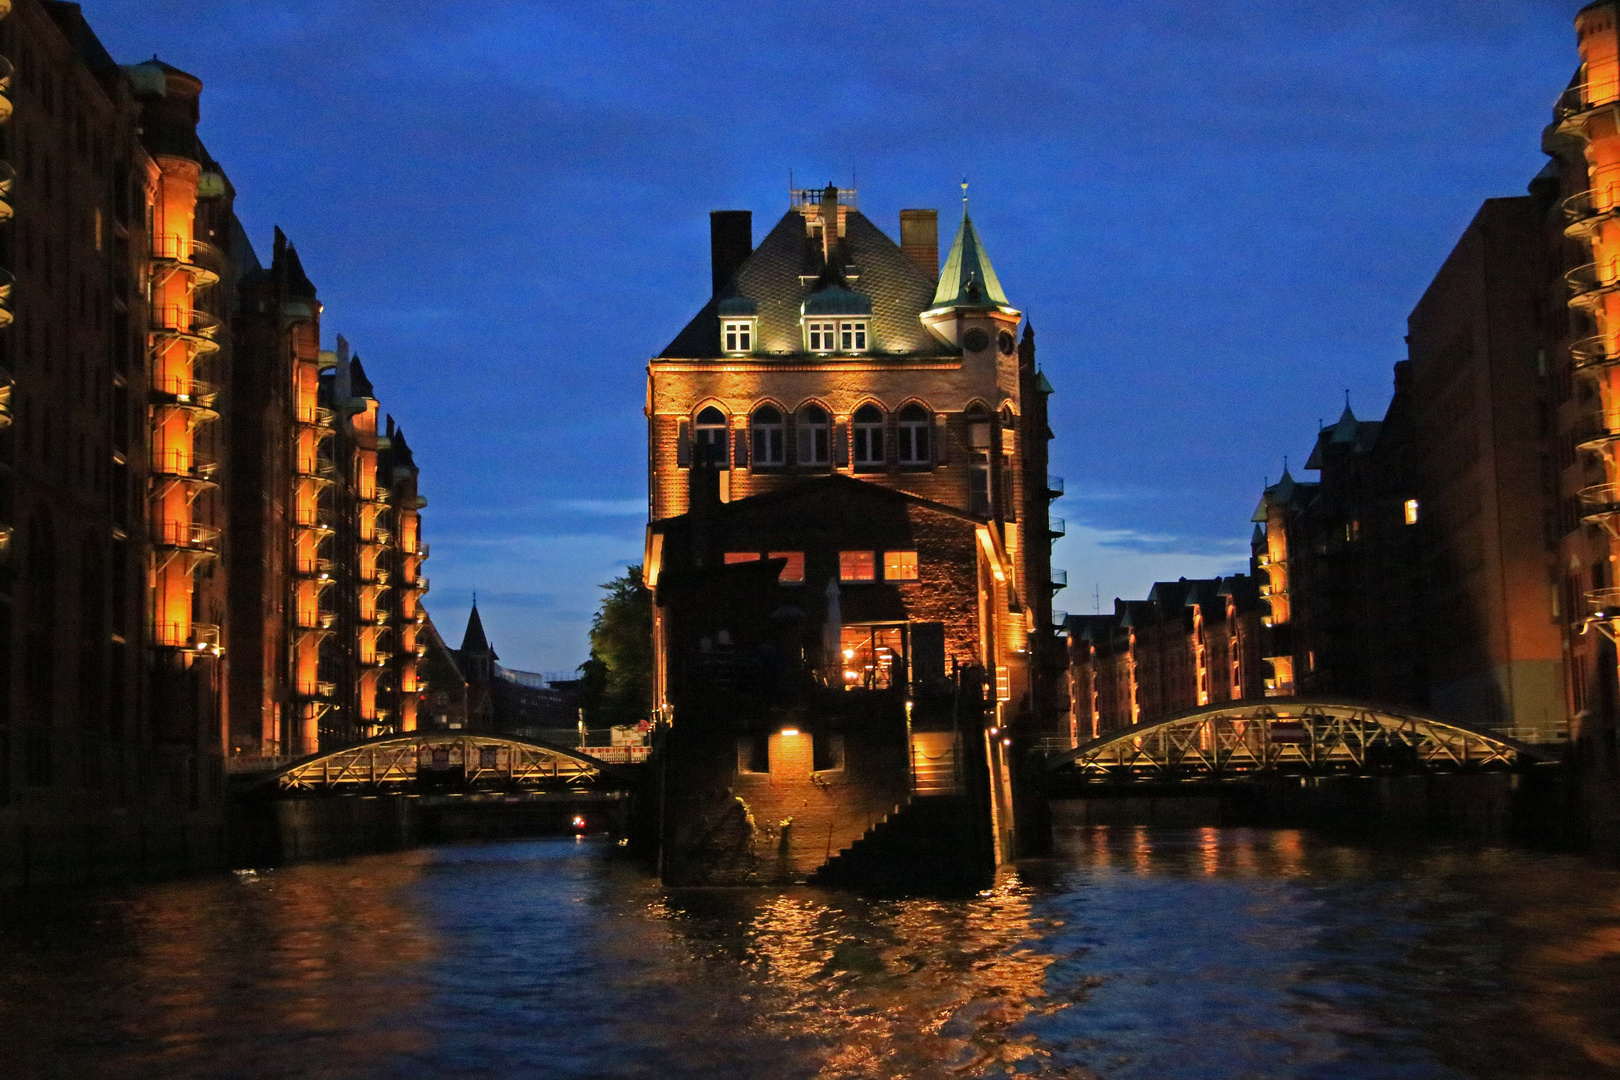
[2,826,1618,1079]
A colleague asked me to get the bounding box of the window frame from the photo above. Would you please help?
[694,406,728,468]
[883,550,919,581]
[750,406,785,467]
[721,319,755,355]
[805,320,836,353]
[838,550,876,582]
[897,404,930,465]
[796,405,831,466]
[852,404,885,468]
[839,320,868,353]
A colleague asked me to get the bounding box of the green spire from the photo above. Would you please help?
[928,182,1011,311]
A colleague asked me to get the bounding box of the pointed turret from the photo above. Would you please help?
[461,602,491,653]
[349,355,375,399]
[919,185,1020,348]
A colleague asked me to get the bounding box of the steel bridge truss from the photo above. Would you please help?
[1048,699,1550,781]
[264,733,616,794]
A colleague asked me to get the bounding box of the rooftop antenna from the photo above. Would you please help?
[1093,583,1101,614]
[961,177,969,214]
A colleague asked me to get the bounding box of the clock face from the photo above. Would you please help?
[998,330,1015,355]
[963,328,990,353]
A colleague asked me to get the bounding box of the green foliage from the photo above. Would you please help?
[579,564,652,726]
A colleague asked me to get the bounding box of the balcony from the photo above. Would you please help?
[1554,78,1620,131]
[0,160,14,225]
[150,448,218,485]
[153,620,221,653]
[1578,483,1620,520]
[295,457,336,481]
[295,404,336,430]
[1050,568,1068,592]
[152,520,221,552]
[297,681,337,700]
[149,234,223,289]
[1563,260,1620,310]
[293,511,335,536]
[0,374,11,430]
[406,576,429,593]
[294,557,334,578]
[0,267,13,330]
[1574,417,1620,455]
[150,305,221,357]
[0,56,13,125]
[1587,588,1620,625]
[150,376,220,417]
[1047,517,1066,540]
[1569,335,1620,374]
[1562,176,1620,238]
[1046,475,1063,499]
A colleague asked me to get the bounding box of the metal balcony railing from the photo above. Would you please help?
[1046,475,1063,498]
[150,304,220,341]
[1051,568,1068,590]
[1555,78,1620,124]
[1574,417,1620,454]
[294,557,334,577]
[150,448,218,482]
[1565,260,1620,307]
[297,681,337,699]
[151,376,219,411]
[149,234,223,287]
[1561,173,1620,235]
[0,57,14,125]
[0,267,14,329]
[0,160,15,225]
[152,620,221,651]
[1586,588,1620,620]
[152,520,220,550]
[1570,335,1620,373]
[1047,517,1066,539]
[295,404,336,429]
[1578,483,1620,516]
[295,457,336,480]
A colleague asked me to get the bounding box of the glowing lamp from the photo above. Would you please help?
[780,728,800,737]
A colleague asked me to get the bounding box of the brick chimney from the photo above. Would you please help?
[709,211,752,296]
[900,209,939,280]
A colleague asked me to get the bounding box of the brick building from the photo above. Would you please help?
[0,1,435,886]
[1065,576,1265,741]
[644,475,1016,885]
[647,184,1062,732]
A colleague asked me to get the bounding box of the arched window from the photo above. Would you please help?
[1001,405,1017,431]
[796,405,830,466]
[897,404,930,465]
[852,404,885,468]
[751,406,784,467]
[694,406,727,468]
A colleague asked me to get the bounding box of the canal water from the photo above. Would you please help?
[2,826,1618,1079]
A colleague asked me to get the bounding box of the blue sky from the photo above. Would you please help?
[91,0,1576,672]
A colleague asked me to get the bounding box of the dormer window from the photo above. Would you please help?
[840,321,868,352]
[806,321,836,352]
[722,320,754,355]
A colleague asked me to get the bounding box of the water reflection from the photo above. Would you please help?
[0,828,1617,1078]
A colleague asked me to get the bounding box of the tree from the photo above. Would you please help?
[579,564,652,727]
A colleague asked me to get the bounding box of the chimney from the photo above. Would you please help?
[709,211,752,296]
[900,209,938,280]
[820,185,840,264]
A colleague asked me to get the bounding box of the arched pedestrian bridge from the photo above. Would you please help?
[1046,699,1554,782]
[243,732,642,795]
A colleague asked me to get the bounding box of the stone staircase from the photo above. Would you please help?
[807,795,989,895]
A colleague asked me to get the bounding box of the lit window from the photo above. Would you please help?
[751,406,784,467]
[839,550,876,581]
[722,320,753,354]
[694,406,727,467]
[883,551,918,581]
[1404,498,1420,525]
[897,403,930,464]
[806,321,836,352]
[797,405,830,465]
[724,551,760,565]
[852,404,884,467]
[840,625,906,690]
[769,550,805,583]
[840,321,868,352]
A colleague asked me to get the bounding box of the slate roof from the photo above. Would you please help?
[1304,404,1382,469]
[929,203,1012,313]
[660,208,960,360]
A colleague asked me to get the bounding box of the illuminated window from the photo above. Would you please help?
[883,550,918,581]
[724,551,760,565]
[806,321,836,352]
[722,320,753,354]
[840,625,906,690]
[897,403,930,464]
[1404,498,1419,525]
[796,405,830,465]
[852,404,884,467]
[839,550,875,581]
[751,406,784,467]
[694,406,727,467]
[769,550,804,583]
[840,320,868,352]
